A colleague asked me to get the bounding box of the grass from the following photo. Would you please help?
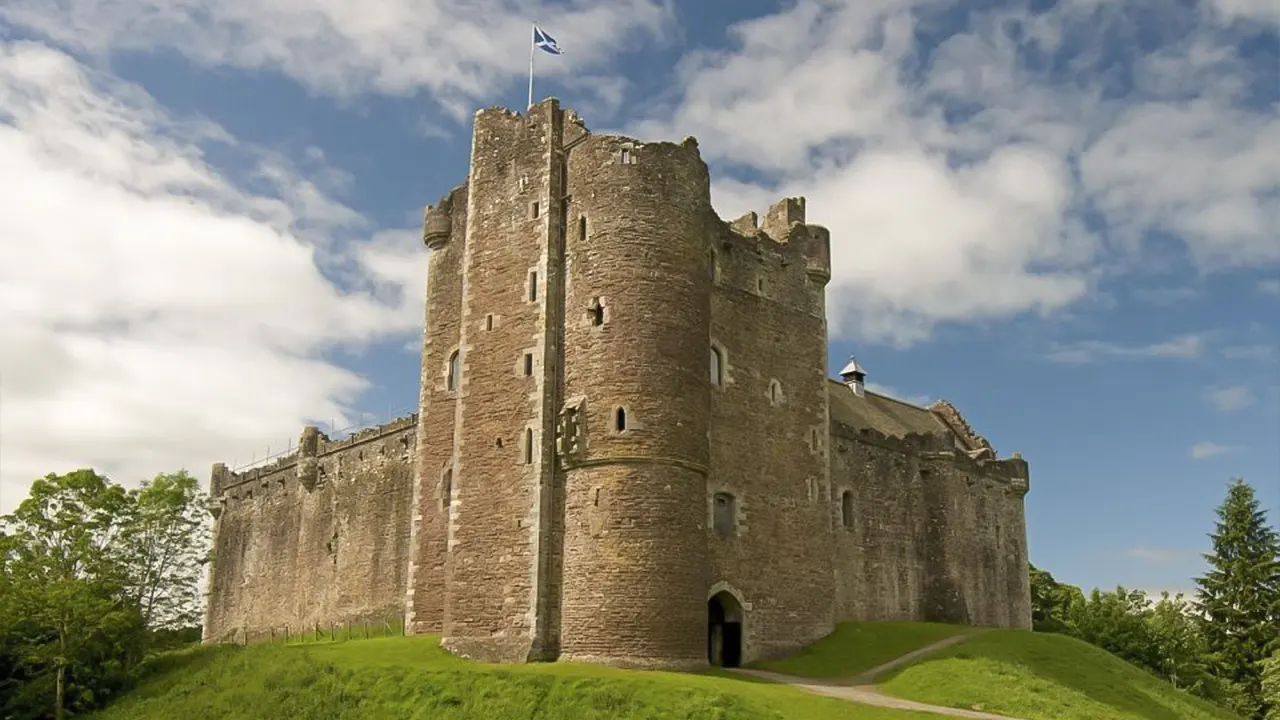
[750,621,970,679]
[878,629,1243,720]
[92,635,938,720]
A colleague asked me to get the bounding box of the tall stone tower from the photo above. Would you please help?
[405,99,715,667]
[557,126,714,669]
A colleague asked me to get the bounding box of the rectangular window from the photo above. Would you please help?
[713,493,735,536]
[529,271,538,302]
[531,201,540,219]
[579,216,587,243]
[524,429,534,465]
[523,352,533,376]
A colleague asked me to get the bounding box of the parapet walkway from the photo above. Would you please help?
[730,632,1032,720]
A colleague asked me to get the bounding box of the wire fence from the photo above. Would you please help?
[232,614,407,647]
[230,406,417,473]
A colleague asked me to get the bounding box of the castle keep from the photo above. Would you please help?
[203,100,1033,669]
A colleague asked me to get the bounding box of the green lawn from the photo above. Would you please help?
[92,635,936,720]
[750,621,970,679]
[878,629,1242,720]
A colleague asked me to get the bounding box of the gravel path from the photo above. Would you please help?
[730,633,1032,720]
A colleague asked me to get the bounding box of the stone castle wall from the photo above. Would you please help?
[828,421,1032,629]
[203,416,417,642]
[706,199,838,663]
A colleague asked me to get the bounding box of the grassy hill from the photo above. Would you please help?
[748,621,967,679]
[91,624,1244,720]
[875,628,1240,720]
[91,635,934,720]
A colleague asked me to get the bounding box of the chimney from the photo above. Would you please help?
[839,356,867,398]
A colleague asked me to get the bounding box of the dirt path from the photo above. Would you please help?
[730,633,1032,720]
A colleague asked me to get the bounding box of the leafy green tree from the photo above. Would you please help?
[1148,591,1215,695]
[1030,563,1081,633]
[1196,478,1280,719]
[0,470,145,719]
[121,471,211,633]
[0,468,213,718]
[1073,586,1159,672]
[1263,650,1280,720]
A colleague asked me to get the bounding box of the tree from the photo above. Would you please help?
[1148,591,1214,695]
[0,468,213,718]
[0,470,145,719]
[120,471,211,633]
[1263,650,1280,720]
[1196,478,1280,719]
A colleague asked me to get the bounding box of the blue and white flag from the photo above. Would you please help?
[533,25,562,55]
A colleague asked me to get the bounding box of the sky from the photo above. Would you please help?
[0,0,1276,599]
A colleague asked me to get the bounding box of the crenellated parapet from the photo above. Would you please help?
[713,197,831,318]
[209,414,420,502]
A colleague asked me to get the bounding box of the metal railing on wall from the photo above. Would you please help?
[230,407,417,473]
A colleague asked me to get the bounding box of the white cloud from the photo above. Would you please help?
[0,42,426,513]
[1081,99,1280,269]
[1259,279,1280,296]
[1222,344,1276,361]
[1209,0,1280,25]
[1190,441,1238,460]
[865,382,931,408]
[1126,547,1203,567]
[1045,334,1206,364]
[631,0,1278,345]
[1206,385,1256,412]
[0,0,671,119]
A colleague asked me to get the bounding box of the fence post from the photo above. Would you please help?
[285,625,290,645]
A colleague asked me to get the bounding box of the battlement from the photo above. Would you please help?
[209,414,420,503]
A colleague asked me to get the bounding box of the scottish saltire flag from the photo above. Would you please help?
[534,25,562,55]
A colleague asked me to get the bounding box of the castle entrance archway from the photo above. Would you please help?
[707,590,743,668]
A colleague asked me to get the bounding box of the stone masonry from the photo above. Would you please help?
[202,99,1033,668]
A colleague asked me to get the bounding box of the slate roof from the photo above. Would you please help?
[827,379,969,448]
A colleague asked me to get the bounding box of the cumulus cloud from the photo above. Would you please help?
[0,0,671,119]
[1206,385,1256,412]
[1044,334,1206,364]
[0,42,426,513]
[631,0,1278,345]
[1190,442,1238,460]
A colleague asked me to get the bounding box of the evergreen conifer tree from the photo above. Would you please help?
[1195,478,1280,719]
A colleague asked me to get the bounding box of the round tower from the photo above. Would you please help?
[557,135,713,668]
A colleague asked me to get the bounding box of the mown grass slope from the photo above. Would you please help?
[92,635,934,720]
[879,629,1241,720]
[749,621,968,679]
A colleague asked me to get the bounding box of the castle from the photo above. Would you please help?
[202,99,1033,669]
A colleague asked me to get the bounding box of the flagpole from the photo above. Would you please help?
[527,23,536,109]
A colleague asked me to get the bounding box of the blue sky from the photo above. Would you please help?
[0,0,1276,598]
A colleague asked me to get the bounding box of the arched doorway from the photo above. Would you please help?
[707,590,743,668]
